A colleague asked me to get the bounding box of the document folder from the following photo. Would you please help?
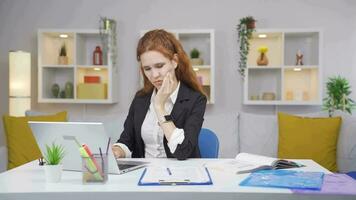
[138,167,213,186]
[239,169,324,190]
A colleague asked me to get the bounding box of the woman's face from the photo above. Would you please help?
[140,50,177,90]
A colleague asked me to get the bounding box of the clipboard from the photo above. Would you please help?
[138,167,213,186]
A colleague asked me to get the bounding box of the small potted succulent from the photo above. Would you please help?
[58,43,68,65]
[190,48,204,66]
[43,142,65,182]
[323,76,356,117]
[237,16,256,77]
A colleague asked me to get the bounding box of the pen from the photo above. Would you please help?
[167,167,172,175]
[105,137,111,155]
[99,147,104,167]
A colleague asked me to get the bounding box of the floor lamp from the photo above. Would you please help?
[9,51,31,116]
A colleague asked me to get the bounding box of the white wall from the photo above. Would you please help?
[0,0,356,158]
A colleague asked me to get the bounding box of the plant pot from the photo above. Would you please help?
[44,164,62,183]
[247,21,256,29]
[190,58,204,66]
[58,56,68,65]
[257,53,269,66]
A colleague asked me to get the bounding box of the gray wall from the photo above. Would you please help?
[1,0,356,158]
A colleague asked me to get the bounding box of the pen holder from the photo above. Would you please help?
[82,153,108,184]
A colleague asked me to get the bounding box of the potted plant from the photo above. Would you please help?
[237,16,256,77]
[323,76,356,117]
[190,48,204,66]
[58,43,68,65]
[43,142,65,182]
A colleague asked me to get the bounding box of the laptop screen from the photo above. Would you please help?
[29,121,120,174]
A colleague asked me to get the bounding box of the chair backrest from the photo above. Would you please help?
[198,128,219,158]
[346,171,356,180]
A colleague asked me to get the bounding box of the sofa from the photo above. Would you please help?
[1,111,355,173]
[238,111,356,173]
[0,146,6,172]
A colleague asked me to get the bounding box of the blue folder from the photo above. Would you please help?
[138,167,213,186]
[239,170,324,190]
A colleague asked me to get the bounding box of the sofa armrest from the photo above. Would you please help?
[0,145,7,173]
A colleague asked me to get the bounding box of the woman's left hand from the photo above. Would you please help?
[154,72,176,110]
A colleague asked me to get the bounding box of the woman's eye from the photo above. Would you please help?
[143,67,151,71]
[156,64,164,68]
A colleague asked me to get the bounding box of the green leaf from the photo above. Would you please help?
[323,75,356,116]
[44,142,65,165]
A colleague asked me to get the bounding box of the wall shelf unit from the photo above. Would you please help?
[140,29,215,104]
[38,29,118,104]
[244,29,322,105]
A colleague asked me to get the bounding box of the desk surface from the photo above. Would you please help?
[0,158,354,200]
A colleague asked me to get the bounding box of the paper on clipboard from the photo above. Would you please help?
[139,166,212,185]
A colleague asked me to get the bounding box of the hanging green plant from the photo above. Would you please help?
[323,76,356,117]
[99,17,117,72]
[237,16,256,77]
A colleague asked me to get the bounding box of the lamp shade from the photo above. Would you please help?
[9,51,31,116]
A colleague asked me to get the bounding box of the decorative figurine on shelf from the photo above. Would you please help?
[93,46,103,65]
[296,49,304,65]
[257,45,269,66]
[51,83,60,98]
[64,82,73,98]
[59,90,66,98]
[58,43,68,65]
[286,91,294,101]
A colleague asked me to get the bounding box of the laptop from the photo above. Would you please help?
[29,121,148,175]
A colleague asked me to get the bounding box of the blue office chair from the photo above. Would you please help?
[198,128,219,158]
[346,171,356,180]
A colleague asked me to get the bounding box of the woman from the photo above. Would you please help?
[112,29,207,160]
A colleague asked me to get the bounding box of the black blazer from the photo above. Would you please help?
[117,82,207,160]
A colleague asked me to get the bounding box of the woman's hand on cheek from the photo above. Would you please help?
[154,73,174,110]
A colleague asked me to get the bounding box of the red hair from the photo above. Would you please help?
[136,29,206,97]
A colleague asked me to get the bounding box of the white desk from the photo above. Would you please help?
[0,159,354,200]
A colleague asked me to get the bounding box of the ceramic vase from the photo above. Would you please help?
[257,53,268,66]
[60,90,66,98]
[51,83,60,98]
[58,56,68,65]
[65,82,73,98]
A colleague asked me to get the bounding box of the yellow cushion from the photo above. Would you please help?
[3,111,67,170]
[277,112,341,172]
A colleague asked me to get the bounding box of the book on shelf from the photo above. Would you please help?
[233,153,305,174]
[84,76,101,83]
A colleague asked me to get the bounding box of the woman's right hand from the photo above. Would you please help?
[112,145,125,158]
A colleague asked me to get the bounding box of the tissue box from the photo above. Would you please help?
[77,83,107,99]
